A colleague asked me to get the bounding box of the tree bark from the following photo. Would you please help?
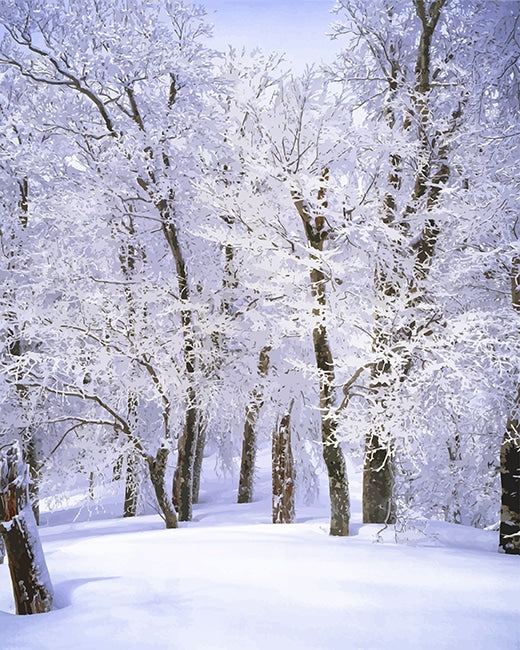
[159,206,201,523]
[119,219,142,520]
[499,412,520,554]
[123,452,139,518]
[172,389,199,521]
[147,446,178,529]
[0,441,53,614]
[192,415,206,505]
[499,408,520,555]
[272,406,295,524]
[293,184,350,537]
[500,260,520,553]
[237,346,271,503]
[362,432,395,524]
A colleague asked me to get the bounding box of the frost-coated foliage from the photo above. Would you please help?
[330,0,520,526]
[0,0,517,530]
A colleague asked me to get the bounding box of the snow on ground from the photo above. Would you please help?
[0,453,518,650]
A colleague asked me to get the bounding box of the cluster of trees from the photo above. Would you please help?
[0,0,518,557]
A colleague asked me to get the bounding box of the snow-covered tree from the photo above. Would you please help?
[330,0,520,539]
[0,0,227,526]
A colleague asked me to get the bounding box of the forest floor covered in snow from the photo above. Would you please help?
[0,454,518,650]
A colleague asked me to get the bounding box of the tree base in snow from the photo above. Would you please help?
[499,428,520,555]
[0,441,53,614]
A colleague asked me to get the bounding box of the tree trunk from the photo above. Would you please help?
[362,328,396,523]
[237,346,271,504]
[0,441,53,615]
[293,186,350,536]
[119,223,143,520]
[321,412,350,537]
[159,209,200,523]
[172,391,199,521]
[363,345,396,524]
[147,447,178,529]
[362,432,395,524]
[24,434,40,525]
[500,261,520,553]
[192,415,206,505]
[272,407,295,524]
[311,296,350,536]
[499,413,520,554]
[124,452,139,518]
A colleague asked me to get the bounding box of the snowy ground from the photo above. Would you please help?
[0,454,518,650]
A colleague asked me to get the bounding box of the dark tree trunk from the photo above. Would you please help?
[321,412,350,537]
[192,416,206,505]
[88,471,95,499]
[172,391,199,521]
[272,407,295,524]
[159,209,200,523]
[124,452,139,518]
[24,434,40,525]
[500,261,520,553]
[363,345,396,523]
[312,300,351,536]
[147,446,178,529]
[0,441,53,615]
[123,391,140,518]
[363,337,397,524]
[499,415,520,554]
[119,223,143,520]
[362,432,395,524]
[293,184,350,537]
[237,406,260,504]
[238,346,271,504]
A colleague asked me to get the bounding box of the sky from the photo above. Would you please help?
[201,0,343,70]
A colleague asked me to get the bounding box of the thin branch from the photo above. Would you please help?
[337,363,372,413]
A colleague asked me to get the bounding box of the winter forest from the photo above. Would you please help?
[0,0,519,647]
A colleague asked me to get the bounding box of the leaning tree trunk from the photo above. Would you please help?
[272,406,295,524]
[0,441,53,614]
[147,446,178,529]
[237,346,271,504]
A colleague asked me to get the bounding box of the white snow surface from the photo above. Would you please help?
[0,454,518,650]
